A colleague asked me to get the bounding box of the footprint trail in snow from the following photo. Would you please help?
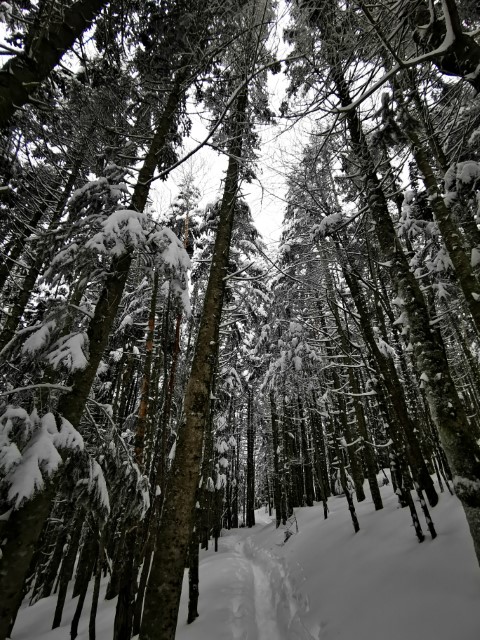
[176,524,317,640]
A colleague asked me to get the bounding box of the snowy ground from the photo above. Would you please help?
[12,478,480,640]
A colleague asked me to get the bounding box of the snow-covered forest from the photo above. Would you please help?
[1,1,480,639]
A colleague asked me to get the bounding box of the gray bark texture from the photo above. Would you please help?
[140,89,247,640]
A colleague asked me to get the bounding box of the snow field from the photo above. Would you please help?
[177,479,480,640]
[12,477,480,640]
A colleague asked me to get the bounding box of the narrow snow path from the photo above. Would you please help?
[176,523,317,640]
[251,560,284,639]
[212,533,287,640]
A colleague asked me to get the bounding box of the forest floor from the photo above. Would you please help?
[12,476,480,640]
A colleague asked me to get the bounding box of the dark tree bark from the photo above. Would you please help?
[187,526,200,624]
[270,391,284,527]
[135,272,159,469]
[309,394,329,518]
[340,260,438,508]
[402,115,480,336]
[390,451,425,542]
[89,527,106,640]
[112,525,137,640]
[51,509,84,628]
[297,394,315,507]
[0,73,190,639]
[0,0,109,128]
[330,47,480,564]
[140,88,248,640]
[333,416,360,534]
[0,479,58,640]
[70,521,98,640]
[246,387,256,527]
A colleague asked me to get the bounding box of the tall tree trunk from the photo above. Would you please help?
[140,88,247,640]
[0,73,189,639]
[403,115,480,336]
[135,272,159,469]
[270,391,283,527]
[331,67,480,559]
[324,277,366,502]
[333,417,360,533]
[246,387,256,527]
[309,394,329,518]
[340,258,438,507]
[297,394,315,507]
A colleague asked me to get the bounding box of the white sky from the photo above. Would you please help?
[151,0,307,252]
[1,2,305,251]
[151,97,300,251]
[152,109,288,250]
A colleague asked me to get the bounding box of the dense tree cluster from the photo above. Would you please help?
[0,1,479,639]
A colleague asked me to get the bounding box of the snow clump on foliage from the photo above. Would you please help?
[0,409,84,510]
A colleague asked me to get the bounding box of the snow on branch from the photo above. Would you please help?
[0,384,72,399]
[85,209,149,256]
[46,333,88,372]
[87,459,110,516]
[0,409,83,510]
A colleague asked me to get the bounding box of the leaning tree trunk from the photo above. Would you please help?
[340,257,438,507]
[140,88,248,640]
[326,53,480,562]
[0,0,109,128]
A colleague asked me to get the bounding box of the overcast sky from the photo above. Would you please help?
[151,1,309,252]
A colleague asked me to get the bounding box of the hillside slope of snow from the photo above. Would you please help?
[12,479,480,640]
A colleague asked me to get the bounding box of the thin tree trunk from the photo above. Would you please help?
[132,548,152,636]
[246,387,256,527]
[270,391,283,527]
[333,419,360,533]
[135,272,159,468]
[112,526,136,640]
[187,526,199,624]
[340,259,438,507]
[70,522,98,640]
[390,451,425,542]
[52,509,84,628]
[297,394,315,507]
[88,526,106,640]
